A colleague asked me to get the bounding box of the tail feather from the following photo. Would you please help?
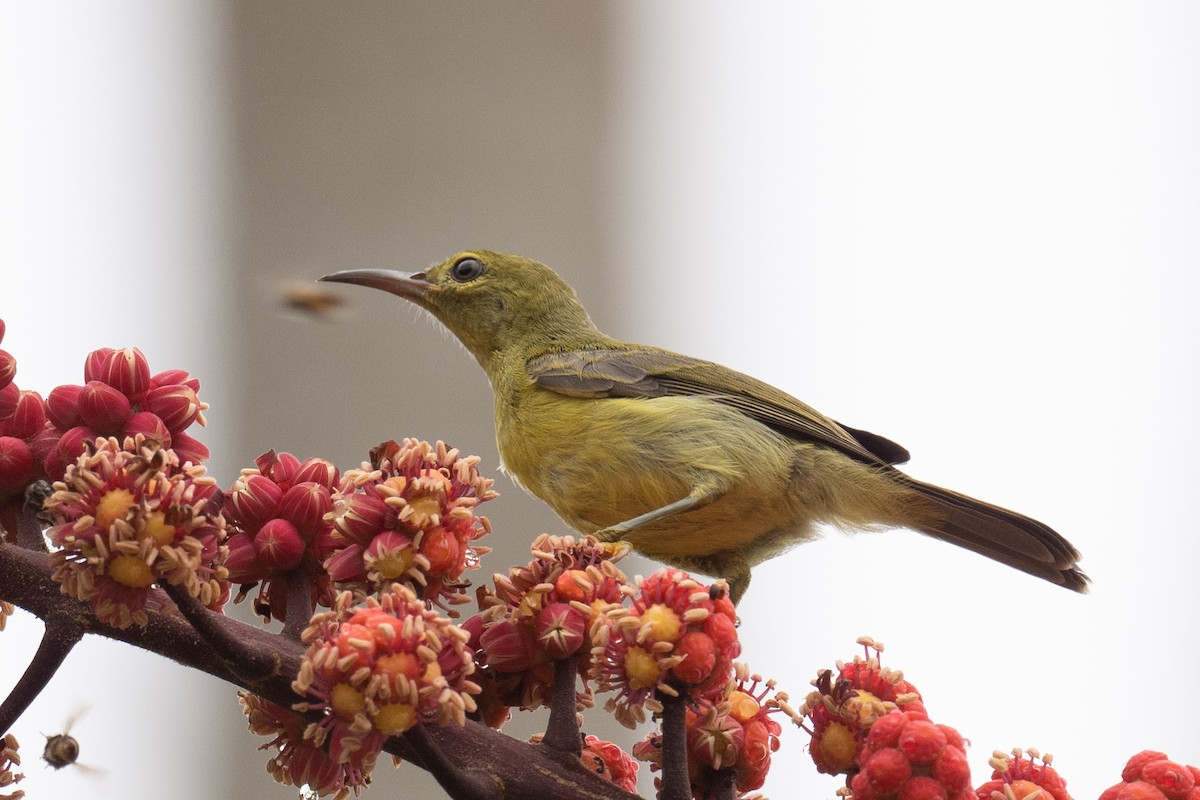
[900,477,1089,592]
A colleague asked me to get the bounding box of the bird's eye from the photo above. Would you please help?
[450,257,485,282]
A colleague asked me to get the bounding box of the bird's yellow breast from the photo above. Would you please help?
[495,386,806,560]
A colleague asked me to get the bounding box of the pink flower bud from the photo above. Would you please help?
[263,451,301,488]
[99,346,151,402]
[46,384,84,430]
[78,380,132,434]
[170,430,210,465]
[0,318,5,343]
[0,383,17,421]
[480,617,538,672]
[230,474,283,529]
[143,383,201,432]
[535,601,587,659]
[224,532,265,583]
[254,518,306,571]
[279,481,333,537]
[83,347,116,383]
[329,492,389,544]
[122,411,172,448]
[0,436,33,493]
[0,390,46,439]
[294,456,339,489]
[0,350,14,391]
[150,368,200,394]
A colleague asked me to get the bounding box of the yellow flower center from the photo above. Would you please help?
[374,703,417,734]
[372,547,414,579]
[109,554,155,588]
[376,652,422,682]
[623,645,660,690]
[641,604,681,641]
[330,682,365,719]
[96,488,136,530]
[143,511,176,546]
[818,721,858,773]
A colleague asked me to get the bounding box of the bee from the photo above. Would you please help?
[42,708,102,775]
[280,283,345,319]
[42,731,79,770]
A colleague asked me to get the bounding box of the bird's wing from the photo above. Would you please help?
[527,347,910,465]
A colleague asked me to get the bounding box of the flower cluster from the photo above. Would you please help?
[466,534,630,716]
[800,637,925,776]
[592,569,741,728]
[0,733,22,800]
[45,437,227,629]
[976,748,1072,800]
[0,320,43,537]
[1099,751,1199,800]
[291,584,480,783]
[241,693,359,800]
[580,733,639,793]
[848,708,972,800]
[636,663,787,797]
[43,346,209,480]
[325,439,495,609]
[225,450,340,623]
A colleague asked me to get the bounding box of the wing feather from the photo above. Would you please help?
[527,347,909,465]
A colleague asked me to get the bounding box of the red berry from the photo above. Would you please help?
[899,775,949,800]
[865,747,913,796]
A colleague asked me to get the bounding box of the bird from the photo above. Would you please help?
[321,250,1087,604]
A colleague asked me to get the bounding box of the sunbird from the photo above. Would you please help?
[322,251,1087,604]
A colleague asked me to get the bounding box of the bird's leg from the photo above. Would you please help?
[670,550,752,606]
[592,479,726,539]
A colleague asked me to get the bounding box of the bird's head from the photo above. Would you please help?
[320,250,601,368]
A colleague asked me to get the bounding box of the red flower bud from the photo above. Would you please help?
[324,542,366,583]
[98,346,151,402]
[535,601,587,659]
[143,383,201,432]
[330,492,389,544]
[230,474,283,529]
[863,747,912,796]
[28,424,60,466]
[224,532,264,583]
[279,481,333,537]
[0,349,14,391]
[255,450,301,488]
[417,525,461,575]
[294,456,340,489]
[0,390,46,439]
[150,368,200,394]
[0,382,17,421]
[46,384,84,430]
[254,518,306,571]
[0,436,33,493]
[169,430,210,465]
[898,719,946,766]
[122,411,171,448]
[671,630,717,685]
[49,425,96,480]
[480,617,538,672]
[79,380,132,434]
[0,318,5,343]
[83,347,116,383]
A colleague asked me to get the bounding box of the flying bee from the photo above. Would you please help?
[42,731,79,770]
[42,708,103,775]
[280,282,345,319]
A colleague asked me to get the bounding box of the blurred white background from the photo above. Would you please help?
[2,3,1197,800]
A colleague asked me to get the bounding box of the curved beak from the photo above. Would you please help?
[318,269,437,303]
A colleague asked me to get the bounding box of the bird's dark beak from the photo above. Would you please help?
[318,269,437,303]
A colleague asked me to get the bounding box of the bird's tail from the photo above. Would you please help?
[897,476,1089,592]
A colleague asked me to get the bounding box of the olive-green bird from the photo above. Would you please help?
[321,250,1087,604]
